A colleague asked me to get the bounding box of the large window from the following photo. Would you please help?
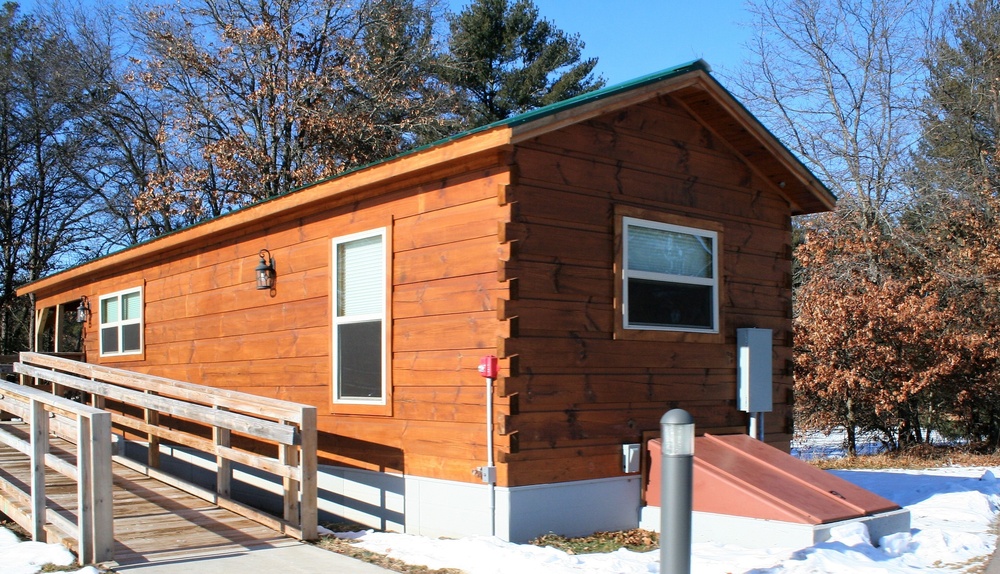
[99,287,143,356]
[622,216,719,333]
[332,229,387,405]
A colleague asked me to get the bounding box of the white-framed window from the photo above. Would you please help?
[99,287,143,356]
[332,228,387,404]
[622,217,719,333]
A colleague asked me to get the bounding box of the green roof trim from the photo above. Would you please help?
[497,59,711,128]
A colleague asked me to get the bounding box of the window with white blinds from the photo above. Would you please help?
[332,229,387,404]
[622,217,719,333]
[99,287,143,356]
[337,234,383,317]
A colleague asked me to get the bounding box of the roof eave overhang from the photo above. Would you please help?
[671,76,837,215]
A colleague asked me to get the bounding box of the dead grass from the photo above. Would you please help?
[315,527,660,573]
[530,529,659,554]
[38,565,88,573]
[4,445,982,574]
[808,443,1000,470]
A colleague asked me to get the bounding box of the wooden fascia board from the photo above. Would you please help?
[691,81,837,214]
[669,88,821,216]
[508,73,708,144]
[18,126,514,298]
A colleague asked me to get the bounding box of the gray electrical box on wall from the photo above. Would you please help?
[622,443,640,473]
[737,328,773,413]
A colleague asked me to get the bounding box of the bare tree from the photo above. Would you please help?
[124,0,459,225]
[902,0,1000,446]
[52,1,192,245]
[0,2,109,352]
[732,0,934,230]
[731,0,939,453]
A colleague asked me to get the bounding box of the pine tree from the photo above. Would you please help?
[913,0,1000,199]
[904,0,1000,446]
[443,0,604,126]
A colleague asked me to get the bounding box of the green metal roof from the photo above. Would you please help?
[498,59,711,128]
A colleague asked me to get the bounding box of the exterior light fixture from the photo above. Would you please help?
[255,249,276,290]
[660,408,695,574]
[75,296,90,323]
[661,408,695,457]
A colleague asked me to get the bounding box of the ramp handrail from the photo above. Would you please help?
[14,352,318,541]
[0,379,114,564]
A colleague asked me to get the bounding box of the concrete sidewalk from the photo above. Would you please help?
[987,545,1000,574]
[106,539,393,574]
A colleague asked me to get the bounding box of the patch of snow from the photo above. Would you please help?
[334,465,1000,573]
[0,527,98,574]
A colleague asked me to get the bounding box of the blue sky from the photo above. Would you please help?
[15,0,755,85]
[448,0,755,85]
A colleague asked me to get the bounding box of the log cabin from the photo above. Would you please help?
[17,60,835,542]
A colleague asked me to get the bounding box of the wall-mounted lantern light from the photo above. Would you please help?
[256,249,276,290]
[75,296,90,323]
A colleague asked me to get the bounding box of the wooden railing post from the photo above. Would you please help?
[0,377,115,564]
[145,390,159,469]
[90,376,105,410]
[13,354,319,542]
[299,407,318,541]
[29,398,48,542]
[77,413,94,564]
[279,441,299,527]
[214,406,231,498]
[88,411,114,563]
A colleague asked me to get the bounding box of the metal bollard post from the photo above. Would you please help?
[660,409,694,574]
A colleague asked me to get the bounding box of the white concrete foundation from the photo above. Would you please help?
[119,440,645,543]
[334,468,643,542]
[639,505,912,549]
[495,476,642,542]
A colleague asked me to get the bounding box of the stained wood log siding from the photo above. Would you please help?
[497,95,795,486]
[33,152,516,484]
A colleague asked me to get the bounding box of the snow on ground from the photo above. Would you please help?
[332,465,1000,573]
[3,430,998,573]
[0,526,98,574]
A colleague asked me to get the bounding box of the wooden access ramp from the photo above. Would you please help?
[0,352,318,567]
[0,425,300,567]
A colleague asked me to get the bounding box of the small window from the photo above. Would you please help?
[99,288,143,356]
[623,217,719,333]
[332,229,387,405]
